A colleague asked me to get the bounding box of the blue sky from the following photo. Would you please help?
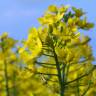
[0,0,96,58]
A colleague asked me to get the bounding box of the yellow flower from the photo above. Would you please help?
[0,32,8,39]
[59,5,70,13]
[48,5,57,13]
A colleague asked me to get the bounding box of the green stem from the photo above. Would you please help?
[25,67,58,76]
[81,82,91,96]
[1,40,10,96]
[12,70,17,96]
[65,66,94,85]
[52,47,64,96]
[76,77,80,96]
[3,58,10,96]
